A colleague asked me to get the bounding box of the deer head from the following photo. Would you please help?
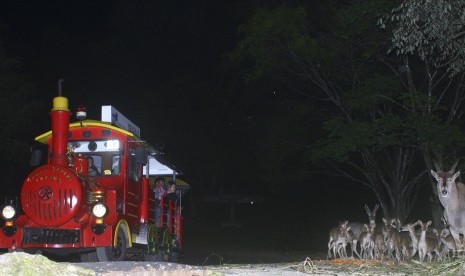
[365,204,379,226]
[431,170,460,198]
[431,160,461,198]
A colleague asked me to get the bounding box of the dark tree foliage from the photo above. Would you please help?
[0,45,45,196]
[228,0,465,223]
[379,0,465,226]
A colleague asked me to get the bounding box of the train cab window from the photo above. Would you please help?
[111,154,120,175]
[69,140,122,177]
[87,155,102,176]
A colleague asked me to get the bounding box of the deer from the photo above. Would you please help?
[398,230,414,260]
[359,223,375,259]
[417,220,439,262]
[431,162,465,253]
[438,227,457,260]
[382,218,402,261]
[347,204,379,258]
[400,220,420,260]
[438,217,457,260]
[429,228,443,261]
[327,221,353,259]
[373,229,386,260]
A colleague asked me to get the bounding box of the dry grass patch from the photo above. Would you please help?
[291,257,465,275]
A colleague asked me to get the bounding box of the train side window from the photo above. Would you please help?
[129,148,138,181]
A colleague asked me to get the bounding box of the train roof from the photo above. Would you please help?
[143,156,179,176]
[35,120,136,144]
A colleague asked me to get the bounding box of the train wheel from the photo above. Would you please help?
[161,228,176,262]
[143,224,163,261]
[96,225,127,261]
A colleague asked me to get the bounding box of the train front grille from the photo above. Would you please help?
[22,228,80,244]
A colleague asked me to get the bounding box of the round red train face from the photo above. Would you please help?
[21,164,83,227]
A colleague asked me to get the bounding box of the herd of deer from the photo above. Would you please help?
[328,167,465,262]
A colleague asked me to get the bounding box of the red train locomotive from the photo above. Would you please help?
[0,94,185,262]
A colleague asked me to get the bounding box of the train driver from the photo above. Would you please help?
[87,156,100,176]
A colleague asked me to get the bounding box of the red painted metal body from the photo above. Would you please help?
[0,96,184,260]
[22,164,83,227]
[50,98,70,167]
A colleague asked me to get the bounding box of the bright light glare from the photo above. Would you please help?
[2,205,15,220]
[107,140,120,150]
[92,203,107,218]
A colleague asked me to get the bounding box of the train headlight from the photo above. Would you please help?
[91,203,107,218]
[1,205,16,220]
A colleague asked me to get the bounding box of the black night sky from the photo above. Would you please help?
[0,1,434,264]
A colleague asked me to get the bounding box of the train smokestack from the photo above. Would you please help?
[50,94,70,167]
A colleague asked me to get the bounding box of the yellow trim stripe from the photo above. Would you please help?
[35,120,135,144]
[115,219,132,247]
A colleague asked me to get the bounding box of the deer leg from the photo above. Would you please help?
[335,242,341,258]
[327,240,334,259]
[335,244,339,258]
[352,240,361,258]
[418,249,423,262]
[395,247,401,261]
[450,230,464,254]
[339,242,347,258]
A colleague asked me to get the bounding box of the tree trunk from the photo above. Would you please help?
[430,196,444,229]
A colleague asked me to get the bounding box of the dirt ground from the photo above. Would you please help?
[178,200,328,266]
[173,216,465,276]
[179,219,322,266]
[8,212,465,275]
[7,190,465,275]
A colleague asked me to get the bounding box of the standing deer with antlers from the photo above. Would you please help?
[431,161,465,253]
